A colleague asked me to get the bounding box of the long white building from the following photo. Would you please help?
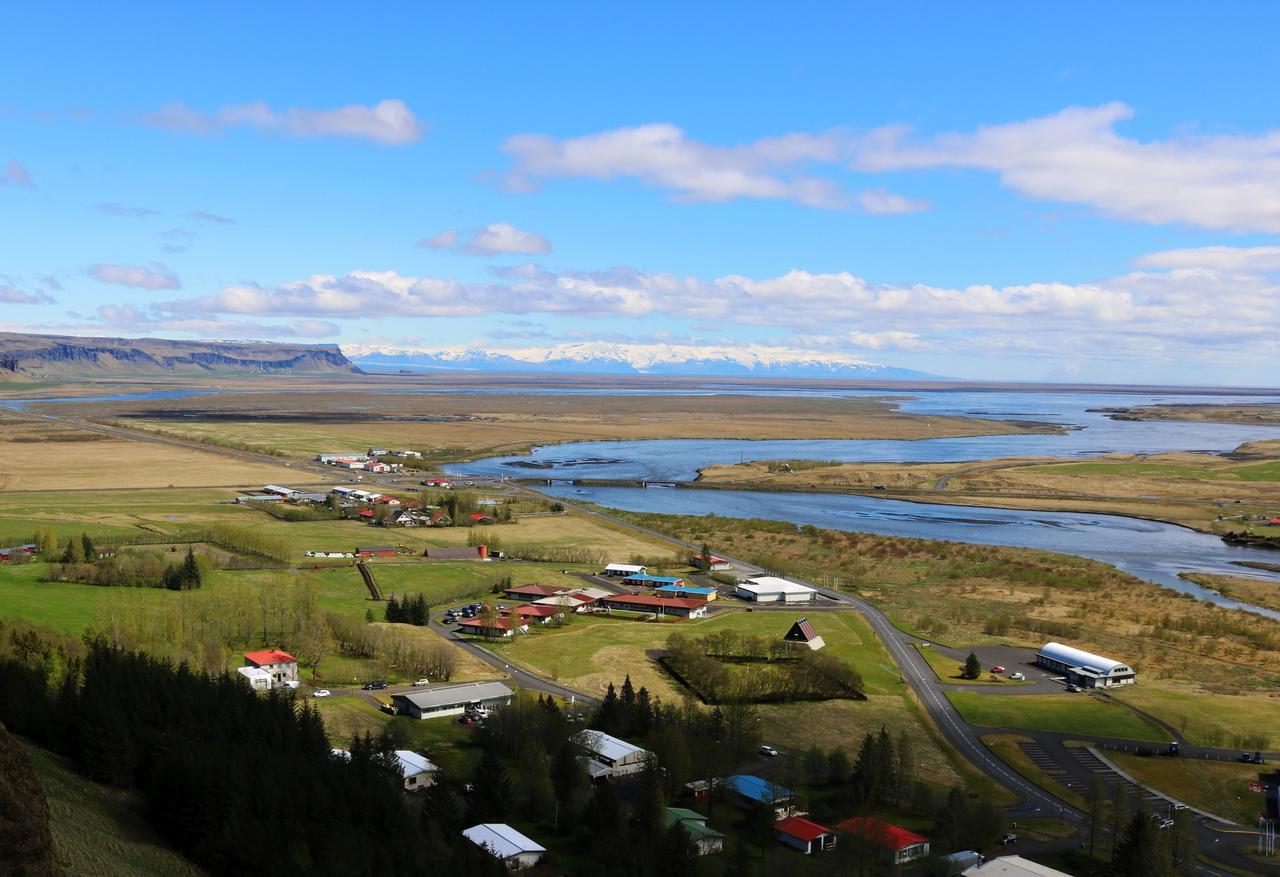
[734,576,816,603]
[1036,642,1135,688]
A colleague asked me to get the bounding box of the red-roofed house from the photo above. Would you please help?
[599,593,709,619]
[835,817,930,865]
[243,649,298,686]
[469,513,493,525]
[503,583,569,601]
[457,616,528,638]
[501,604,563,625]
[775,816,836,854]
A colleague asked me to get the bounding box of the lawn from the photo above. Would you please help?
[947,691,1166,742]
[1106,751,1268,825]
[24,741,204,876]
[915,645,1032,686]
[1106,684,1276,750]
[312,695,484,774]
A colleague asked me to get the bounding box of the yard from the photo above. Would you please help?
[947,691,1166,742]
[311,696,482,775]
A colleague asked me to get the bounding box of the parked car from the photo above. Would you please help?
[458,715,473,725]
[312,689,331,698]
[998,833,1017,846]
[1157,819,1174,830]
[991,665,1006,674]
[1253,752,1266,764]
[363,680,389,691]
[1066,684,1083,692]
[1008,672,1026,681]
[1240,751,1255,763]
[758,745,779,757]
[412,679,430,687]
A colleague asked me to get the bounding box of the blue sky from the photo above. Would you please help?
[3,3,1279,384]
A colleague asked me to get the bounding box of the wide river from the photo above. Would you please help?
[445,388,1280,616]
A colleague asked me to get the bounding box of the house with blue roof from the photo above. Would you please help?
[621,573,686,588]
[722,774,798,819]
[656,584,718,601]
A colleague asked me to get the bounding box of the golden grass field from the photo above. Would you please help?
[41,390,1063,461]
[1181,573,1280,614]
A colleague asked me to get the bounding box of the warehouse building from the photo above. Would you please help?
[1036,642,1136,688]
[391,681,514,719]
[734,576,817,603]
[575,730,653,779]
[463,824,546,870]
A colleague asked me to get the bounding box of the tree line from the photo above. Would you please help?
[664,633,864,704]
[45,547,203,591]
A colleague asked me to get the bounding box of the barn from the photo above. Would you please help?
[1035,642,1136,688]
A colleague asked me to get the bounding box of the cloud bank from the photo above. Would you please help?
[146,99,423,145]
[90,263,181,290]
[419,222,552,255]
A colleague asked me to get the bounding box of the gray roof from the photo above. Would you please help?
[393,681,514,710]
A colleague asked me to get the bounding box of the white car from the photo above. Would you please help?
[412,679,430,687]
[1008,672,1026,681]
[312,689,331,698]
[758,745,779,757]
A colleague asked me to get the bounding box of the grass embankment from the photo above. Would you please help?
[981,733,1087,811]
[948,692,1166,742]
[23,741,203,876]
[698,448,1280,534]
[915,645,1031,685]
[1105,751,1266,825]
[58,389,1063,462]
[1181,573,1280,614]
[1106,685,1277,750]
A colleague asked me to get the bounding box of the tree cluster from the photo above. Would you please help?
[45,547,203,591]
[665,634,863,703]
[328,613,457,682]
[385,593,431,625]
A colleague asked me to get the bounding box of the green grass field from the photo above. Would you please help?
[915,645,1032,685]
[947,691,1166,742]
[313,695,484,774]
[1106,685,1276,750]
[1106,752,1266,825]
[24,741,204,876]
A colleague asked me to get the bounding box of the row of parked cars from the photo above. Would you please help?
[444,603,490,624]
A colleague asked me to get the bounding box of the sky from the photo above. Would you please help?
[3,3,1280,384]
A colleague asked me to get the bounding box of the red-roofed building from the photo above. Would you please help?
[243,649,298,685]
[600,593,709,619]
[503,583,569,601]
[689,553,732,571]
[469,513,493,524]
[835,817,930,864]
[784,617,826,651]
[457,616,528,638]
[501,604,563,624]
[774,816,836,854]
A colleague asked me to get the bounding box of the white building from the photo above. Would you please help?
[463,824,546,870]
[604,563,646,577]
[1036,642,1136,688]
[236,666,272,691]
[242,649,298,685]
[963,855,1075,877]
[393,750,439,791]
[575,730,652,779]
[391,681,514,720]
[735,576,816,603]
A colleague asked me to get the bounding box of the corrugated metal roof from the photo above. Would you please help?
[1038,641,1129,674]
[394,750,438,777]
[740,577,815,595]
[724,774,793,803]
[575,730,648,763]
[394,681,514,710]
[463,824,546,859]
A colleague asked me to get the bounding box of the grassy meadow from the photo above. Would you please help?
[947,691,1166,742]
[1106,751,1267,825]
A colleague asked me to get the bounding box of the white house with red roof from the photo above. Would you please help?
[836,817,930,864]
[243,649,298,686]
[775,816,837,854]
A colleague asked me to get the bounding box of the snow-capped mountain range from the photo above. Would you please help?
[344,342,941,380]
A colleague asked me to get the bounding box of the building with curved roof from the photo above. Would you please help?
[1036,642,1135,688]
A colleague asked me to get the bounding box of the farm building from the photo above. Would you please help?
[242,649,297,686]
[288,492,330,504]
[236,666,272,691]
[457,616,528,638]
[355,546,398,558]
[391,681,514,720]
[262,484,297,497]
[315,453,366,463]
[235,493,283,504]
[604,563,646,577]
[775,816,837,854]
[600,593,709,619]
[393,750,439,790]
[463,824,546,870]
[533,587,611,613]
[962,855,1075,877]
[0,544,37,562]
[1035,642,1136,688]
[836,817,930,865]
[784,618,826,651]
[621,573,685,588]
[722,775,797,819]
[656,583,718,601]
[468,513,493,524]
[501,604,562,624]
[734,576,816,603]
[665,808,724,855]
[503,583,568,600]
[426,545,490,561]
[575,730,653,779]
[689,553,732,571]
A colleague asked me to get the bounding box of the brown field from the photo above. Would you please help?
[1181,573,1280,614]
[0,429,324,491]
[698,449,1280,534]
[1101,403,1280,425]
[32,390,1062,461]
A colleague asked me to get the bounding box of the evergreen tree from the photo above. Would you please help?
[595,682,621,735]
[962,652,982,680]
[81,532,96,562]
[62,536,85,564]
[1113,811,1165,877]
[658,819,699,877]
[385,595,402,623]
[469,750,513,822]
[180,548,200,588]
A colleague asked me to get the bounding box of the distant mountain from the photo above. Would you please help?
[0,332,362,378]
[347,342,941,380]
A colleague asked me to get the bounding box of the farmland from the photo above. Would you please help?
[1105,751,1268,825]
[947,691,1166,742]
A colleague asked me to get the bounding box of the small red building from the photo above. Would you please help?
[835,817,930,865]
[775,816,836,854]
[355,545,397,558]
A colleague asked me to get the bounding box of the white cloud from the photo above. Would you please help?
[95,202,158,218]
[419,222,551,256]
[1,160,32,187]
[186,210,236,224]
[89,263,181,290]
[854,103,1280,233]
[502,122,854,208]
[0,285,54,304]
[91,304,339,338]
[146,99,422,145]
[1133,245,1280,272]
[856,189,930,215]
